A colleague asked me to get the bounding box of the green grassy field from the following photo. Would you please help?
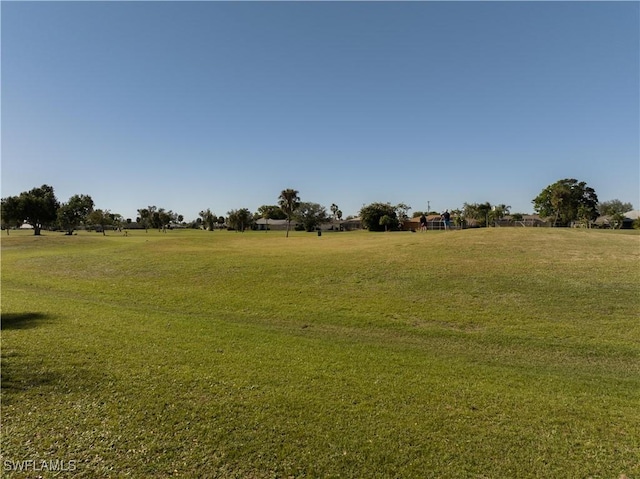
[1,228,639,478]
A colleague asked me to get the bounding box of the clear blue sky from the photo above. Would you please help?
[2,1,639,221]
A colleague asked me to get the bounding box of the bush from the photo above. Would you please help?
[360,202,398,232]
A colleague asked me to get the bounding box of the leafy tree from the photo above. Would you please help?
[533,178,598,226]
[462,203,478,225]
[610,212,626,229]
[395,203,412,227]
[137,206,155,232]
[599,199,633,216]
[1,195,22,234]
[152,208,166,231]
[462,202,492,227]
[192,218,203,229]
[359,202,398,232]
[137,206,177,232]
[379,214,395,232]
[576,204,597,228]
[278,188,301,237]
[227,208,252,232]
[199,209,217,231]
[336,209,343,221]
[58,194,94,235]
[296,202,328,232]
[87,209,113,235]
[156,209,176,232]
[5,185,60,235]
[451,208,465,228]
[108,213,126,233]
[488,204,510,225]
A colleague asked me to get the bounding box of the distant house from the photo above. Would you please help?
[595,210,640,229]
[340,217,362,231]
[402,217,422,231]
[623,210,640,229]
[402,215,450,230]
[255,218,362,232]
[125,222,146,230]
[501,214,548,227]
[255,219,290,231]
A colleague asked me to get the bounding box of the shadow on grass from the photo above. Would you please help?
[1,354,59,394]
[1,312,53,330]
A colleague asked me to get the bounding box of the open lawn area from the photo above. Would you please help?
[1,228,639,478]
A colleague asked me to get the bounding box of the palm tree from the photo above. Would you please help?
[330,203,339,220]
[278,188,300,237]
[489,204,511,226]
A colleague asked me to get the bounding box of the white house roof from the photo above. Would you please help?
[624,210,640,219]
[255,219,289,225]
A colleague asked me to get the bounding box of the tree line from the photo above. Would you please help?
[354,179,634,231]
[0,186,333,236]
[1,179,636,236]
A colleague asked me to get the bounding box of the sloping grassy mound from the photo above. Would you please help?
[2,228,639,478]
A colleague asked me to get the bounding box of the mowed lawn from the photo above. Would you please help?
[1,228,639,478]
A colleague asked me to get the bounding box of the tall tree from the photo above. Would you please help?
[1,196,22,234]
[533,178,599,226]
[463,202,492,227]
[227,208,252,232]
[599,199,633,216]
[6,185,60,235]
[330,203,339,221]
[87,209,113,235]
[58,194,94,235]
[488,204,511,226]
[395,203,412,228]
[451,208,465,228]
[156,208,177,232]
[278,189,300,237]
[199,209,217,231]
[296,202,328,232]
[136,207,154,232]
